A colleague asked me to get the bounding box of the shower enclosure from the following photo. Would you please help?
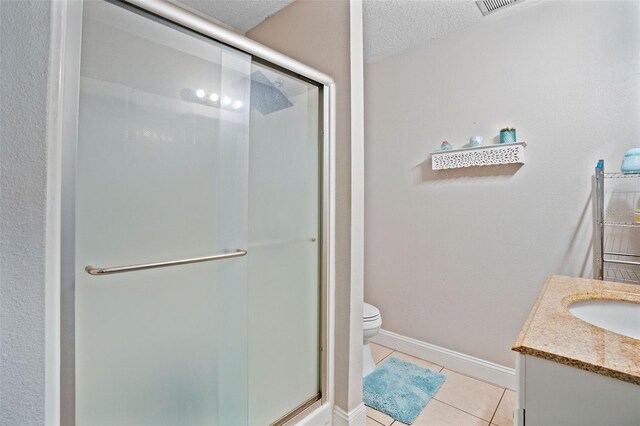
[60,1,334,424]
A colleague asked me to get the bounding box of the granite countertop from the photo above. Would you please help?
[513,275,640,385]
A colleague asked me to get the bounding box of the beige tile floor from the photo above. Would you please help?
[366,343,516,426]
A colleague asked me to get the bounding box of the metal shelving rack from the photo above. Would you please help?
[595,160,640,284]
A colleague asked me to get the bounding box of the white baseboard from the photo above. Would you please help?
[332,402,366,426]
[372,329,516,390]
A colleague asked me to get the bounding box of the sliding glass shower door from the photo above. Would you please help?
[74,1,321,425]
[247,62,321,424]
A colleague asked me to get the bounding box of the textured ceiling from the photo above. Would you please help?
[363,0,485,63]
[178,0,295,33]
[179,0,532,63]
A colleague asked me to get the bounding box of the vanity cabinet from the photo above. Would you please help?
[515,354,640,426]
[513,276,640,426]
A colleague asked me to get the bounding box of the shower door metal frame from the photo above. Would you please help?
[57,0,336,424]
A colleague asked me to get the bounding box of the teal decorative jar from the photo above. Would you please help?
[500,128,516,144]
[621,148,640,173]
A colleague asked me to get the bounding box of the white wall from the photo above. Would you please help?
[364,0,640,368]
[0,1,53,423]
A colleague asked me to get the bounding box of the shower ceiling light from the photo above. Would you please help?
[181,89,241,111]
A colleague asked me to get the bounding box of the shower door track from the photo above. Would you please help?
[57,0,336,424]
[271,393,321,426]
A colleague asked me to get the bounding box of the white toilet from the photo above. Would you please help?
[363,302,382,377]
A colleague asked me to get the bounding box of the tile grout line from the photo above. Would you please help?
[488,388,506,425]
[432,363,445,373]
[441,367,504,390]
[366,415,386,426]
[375,349,395,365]
[431,397,495,424]
[391,350,445,372]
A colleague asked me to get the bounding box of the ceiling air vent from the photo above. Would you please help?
[476,0,524,16]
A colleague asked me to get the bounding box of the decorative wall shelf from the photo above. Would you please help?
[431,142,526,170]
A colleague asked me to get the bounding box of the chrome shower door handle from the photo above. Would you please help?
[85,249,247,276]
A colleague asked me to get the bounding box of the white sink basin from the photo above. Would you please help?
[568,299,640,340]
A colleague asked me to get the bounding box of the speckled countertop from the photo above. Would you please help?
[513,275,640,385]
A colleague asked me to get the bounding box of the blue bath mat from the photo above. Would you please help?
[363,356,446,424]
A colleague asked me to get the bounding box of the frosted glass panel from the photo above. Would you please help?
[76,2,250,425]
[76,2,322,424]
[247,63,321,425]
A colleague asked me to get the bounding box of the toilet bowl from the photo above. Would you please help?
[363,302,382,377]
